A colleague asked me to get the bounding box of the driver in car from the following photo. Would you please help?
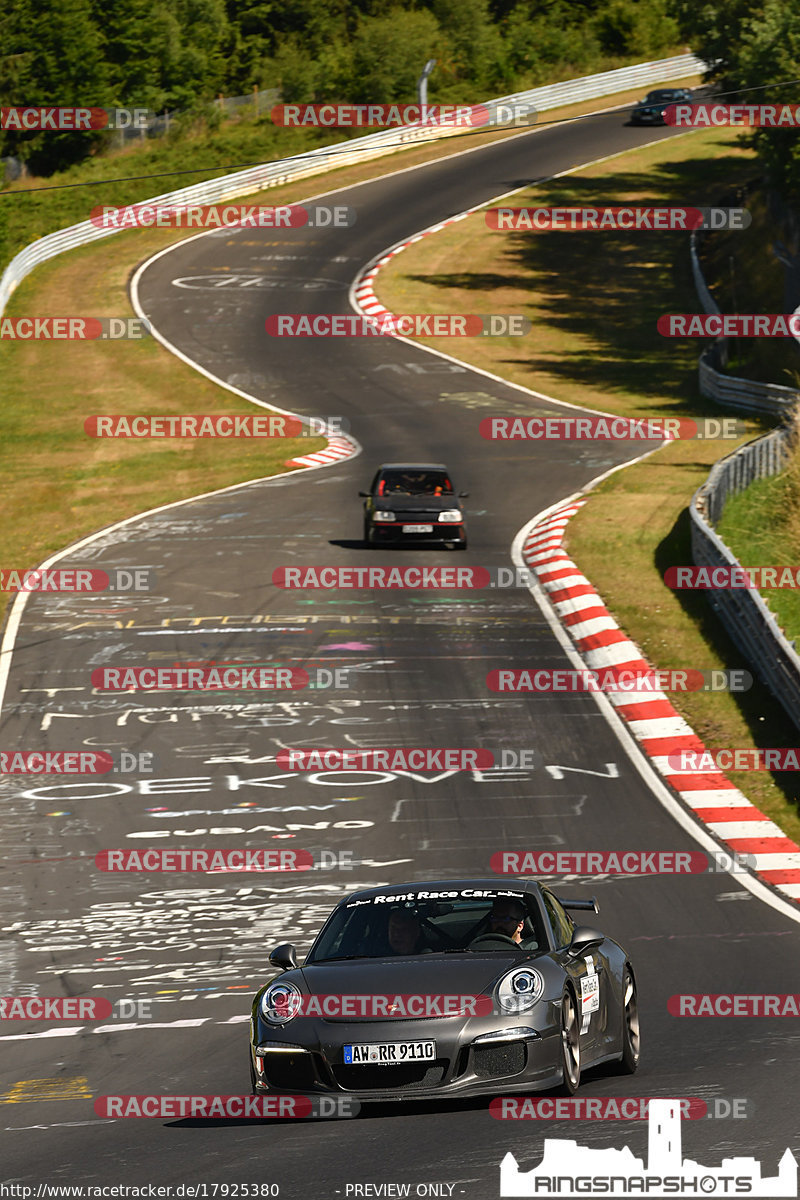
[486,898,526,944]
[386,907,428,955]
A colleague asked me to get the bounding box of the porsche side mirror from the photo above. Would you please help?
[358,491,370,498]
[269,943,298,971]
[568,926,604,956]
[458,491,469,498]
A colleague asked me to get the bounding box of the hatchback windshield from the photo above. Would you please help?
[377,470,454,496]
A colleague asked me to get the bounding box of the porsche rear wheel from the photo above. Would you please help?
[557,990,581,1095]
[618,967,640,1073]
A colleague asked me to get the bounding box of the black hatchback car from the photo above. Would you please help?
[360,462,468,549]
[630,87,693,125]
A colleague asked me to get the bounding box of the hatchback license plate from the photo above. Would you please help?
[343,1040,435,1065]
[402,524,434,533]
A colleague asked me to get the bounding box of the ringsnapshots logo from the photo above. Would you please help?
[490,850,756,875]
[89,203,356,229]
[486,668,752,693]
[498,1098,795,1197]
[485,206,749,231]
[265,314,530,337]
[0,567,153,592]
[0,106,148,131]
[480,415,746,441]
[1,317,150,340]
[83,414,348,438]
[666,565,800,589]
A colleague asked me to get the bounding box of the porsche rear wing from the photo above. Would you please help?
[556,896,599,914]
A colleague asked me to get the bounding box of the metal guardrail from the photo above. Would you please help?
[690,229,800,413]
[0,52,705,316]
[698,355,800,414]
[690,427,800,727]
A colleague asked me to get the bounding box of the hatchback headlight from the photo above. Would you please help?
[373,510,395,522]
[438,510,462,523]
[260,981,302,1025]
[497,967,545,1014]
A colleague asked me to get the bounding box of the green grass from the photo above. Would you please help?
[717,458,800,643]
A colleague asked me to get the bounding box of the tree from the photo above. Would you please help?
[0,0,111,173]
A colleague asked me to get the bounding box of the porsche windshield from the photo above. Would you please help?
[307,893,547,961]
[378,470,454,496]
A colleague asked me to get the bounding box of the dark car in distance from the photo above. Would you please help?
[360,462,468,550]
[249,880,640,1103]
[630,87,694,125]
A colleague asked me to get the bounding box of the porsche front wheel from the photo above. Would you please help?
[618,967,640,1073]
[556,990,581,1095]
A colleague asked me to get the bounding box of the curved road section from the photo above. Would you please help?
[1,109,799,1192]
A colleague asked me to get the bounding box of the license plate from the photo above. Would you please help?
[343,1040,435,1065]
[402,524,433,533]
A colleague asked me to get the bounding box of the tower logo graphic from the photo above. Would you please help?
[500,1098,797,1196]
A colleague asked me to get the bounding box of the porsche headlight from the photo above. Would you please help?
[373,510,395,522]
[260,981,302,1025]
[438,510,462,523]
[497,967,545,1014]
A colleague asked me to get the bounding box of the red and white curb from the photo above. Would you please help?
[353,215,469,322]
[285,434,357,469]
[522,500,800,904]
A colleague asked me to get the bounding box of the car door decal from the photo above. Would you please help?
[580,954,600,1033]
